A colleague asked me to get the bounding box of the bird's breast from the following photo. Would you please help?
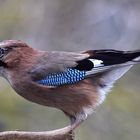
[11,77,103,115]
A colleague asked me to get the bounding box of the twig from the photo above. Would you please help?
[0,125,75,140]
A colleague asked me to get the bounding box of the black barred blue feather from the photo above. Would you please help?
[37,68,86,86]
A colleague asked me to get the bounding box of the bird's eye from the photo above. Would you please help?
[0,48,8,59]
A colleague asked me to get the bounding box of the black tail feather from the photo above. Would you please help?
[86,49,140,66]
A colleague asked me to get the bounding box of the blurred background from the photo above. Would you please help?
[0,0,140,140]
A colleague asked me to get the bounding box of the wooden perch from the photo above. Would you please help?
[0,125,75,140]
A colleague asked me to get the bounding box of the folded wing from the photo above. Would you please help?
[29,49,140,87]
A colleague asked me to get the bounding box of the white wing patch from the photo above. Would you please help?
[89,59,104,67]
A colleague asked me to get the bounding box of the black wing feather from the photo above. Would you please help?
[74,49,140,71]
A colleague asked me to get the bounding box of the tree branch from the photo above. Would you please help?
[0,125,74,140]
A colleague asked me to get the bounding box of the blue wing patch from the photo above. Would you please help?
[37,68,86,86]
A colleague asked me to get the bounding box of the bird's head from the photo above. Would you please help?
[0,40,37,77]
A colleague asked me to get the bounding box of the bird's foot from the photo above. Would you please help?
[67,130,75,140]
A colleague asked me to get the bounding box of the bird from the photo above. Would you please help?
[0,39,140,130]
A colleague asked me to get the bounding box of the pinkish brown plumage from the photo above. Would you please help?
[0,40,140,130]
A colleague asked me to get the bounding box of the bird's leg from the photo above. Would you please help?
[60,113,87,140]
[70,112,88,130]
[63,111,88,130]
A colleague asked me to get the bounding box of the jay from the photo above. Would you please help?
[0,40,140,130]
